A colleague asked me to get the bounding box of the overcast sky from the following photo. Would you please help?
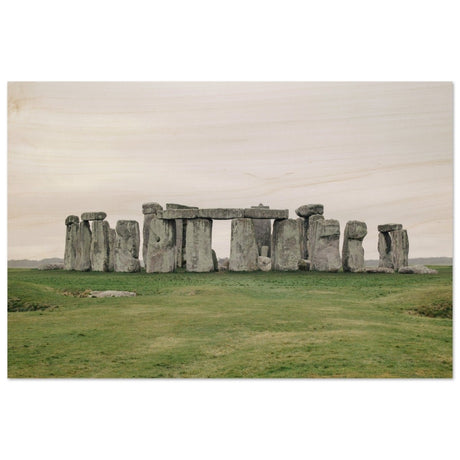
[8,82,452,261]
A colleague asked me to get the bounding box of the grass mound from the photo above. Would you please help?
[410,298,452,318]
[8,296,59,312]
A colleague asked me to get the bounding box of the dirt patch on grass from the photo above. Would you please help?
[409,299,452,319]
[61,289,92,298]
[8,297,59,312]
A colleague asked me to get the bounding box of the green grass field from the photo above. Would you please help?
[7,267,452,378]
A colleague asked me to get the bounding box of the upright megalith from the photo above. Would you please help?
[75,220,92,271]
[185,219,213,272]
[250,204,272,256]
[166,203,198,268]
[90,220,110,272]
[142,202,163,265]
[342,220,367,272]
[64,215,79,270]
[307,214,324,260]
[310,219,341,272]
[295,204,324,259]
[145,217,176,273]
[271,219,303,271]
[378,224,409,271]
[229,218,259,271]
[108,228,116,272]
[114,220,140,272]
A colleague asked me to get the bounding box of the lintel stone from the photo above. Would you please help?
[81,212,107,221]
[378,223,403,233]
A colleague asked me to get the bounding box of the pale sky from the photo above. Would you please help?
[8,82,452,261]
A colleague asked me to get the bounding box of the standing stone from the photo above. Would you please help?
[307,214,324,261]
[261,246,269,257]
[75,220,92,271]
[342,221,367,272]
[114,220,140,272]
[145,217,176,273]
[90,220,110,271]
[142,202,163,266]
[108,228,116,272]
[250,204,272,257]
[378,224,409,271]
[295,204,324,259]
[185,219,213,272]
[271,219,302,271]
[229,218,259,271]
[166,203,198,268]
[310,219,341,272]
[212,250,218,272]
[64,215,79,270]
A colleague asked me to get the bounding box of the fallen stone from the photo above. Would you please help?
[342,220,367,272]
[310,219,341,272]
[257,256,272,271]
[65,215,79,226]
[114,220,141,272]
[378,223,403,233]
[142,202,163,215]
[89,290,136,298]
[90,220,111,271]
[398,265,438,274]
[145,217,176,273]
[39,263,64,270]
[75,221,92,271]
[295,204,324,218]
[218,258,230,271]
[186,219,214,272]
[81,212,107,221]
[271,219,302,271]
[243,208,288,219]
[298,259,310,271]
[229,218,259,271]
[365,267,395,274]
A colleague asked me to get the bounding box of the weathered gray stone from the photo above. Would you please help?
[145,217,176,273]
[166,203,198,210]
[186,219,213,272]
[365,267,395,274]
[142,204,164,264]
[398,265,438,274]
[161,209,198,219]
[310,219,341,272]
[271,219,302,271]
[297,217,307,259]
[378,226,409,271]
[65,215,79,226]
[114,220,140,273]
[257,256,272,271]
[250,204,272,256]
[166,203,197,268]
[90,220,110,271]
[81,212,107,221]
[295,204,324,218]
[306,214,324,260]
[342,221,367,272]
[378,223,402,233]
[75,221,92,271]
[197,208,245,219]
[142,202,163,215]
[244,208,288,219]
[260,246,269,257]
[64,217,79,270]
[108,228,116,272]
[90,290,136,298]
[298,259,310,271]
[229,218,259,271]
[212,250,218,272]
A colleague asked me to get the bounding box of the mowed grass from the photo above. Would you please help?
[8,267,452,378]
